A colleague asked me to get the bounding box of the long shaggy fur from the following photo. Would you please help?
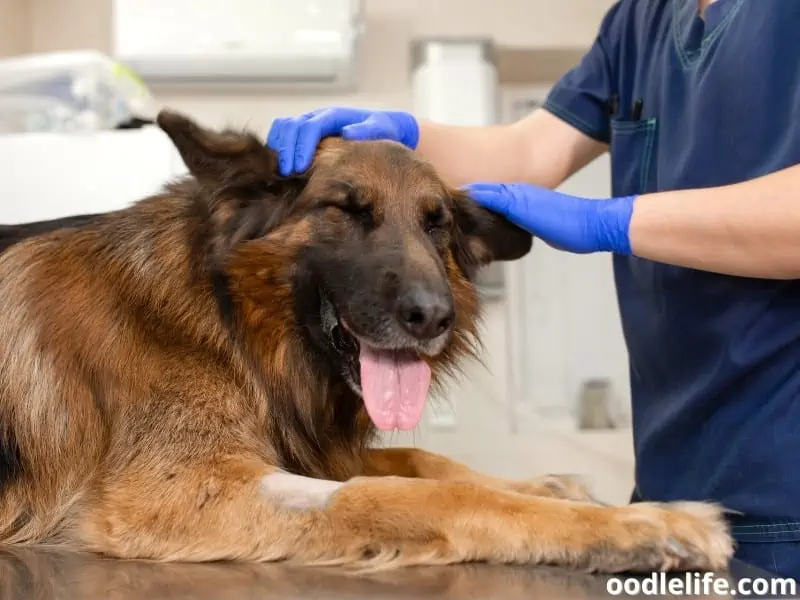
[0,110,734,573]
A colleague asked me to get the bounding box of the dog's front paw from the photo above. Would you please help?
[581,501,734,573]
[511,474,598,503]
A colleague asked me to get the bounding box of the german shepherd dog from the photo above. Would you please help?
[0,110,733,572]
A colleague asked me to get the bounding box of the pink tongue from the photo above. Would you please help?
[359,345,432,430]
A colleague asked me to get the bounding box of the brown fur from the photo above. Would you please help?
[0,110,734,572]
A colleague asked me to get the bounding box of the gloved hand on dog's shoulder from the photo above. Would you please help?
[266,107,419,176]
[266,107,636,256]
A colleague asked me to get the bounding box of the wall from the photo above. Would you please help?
[15,0,616,133]
[0,0,30,57]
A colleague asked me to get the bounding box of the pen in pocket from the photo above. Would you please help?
[631,98,643,121]
[608,93,619,117]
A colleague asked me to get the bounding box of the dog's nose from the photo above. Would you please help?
[396,285,455,340]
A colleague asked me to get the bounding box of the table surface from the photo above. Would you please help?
[0,548,793,600]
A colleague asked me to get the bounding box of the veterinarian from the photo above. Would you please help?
[266,0,800,579]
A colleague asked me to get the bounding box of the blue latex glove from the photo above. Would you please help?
[266,107,419,176]
[463,182,636,255]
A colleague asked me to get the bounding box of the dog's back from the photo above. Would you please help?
[0,196,238,545]
[0,214,105,254]
[0,212,107,511]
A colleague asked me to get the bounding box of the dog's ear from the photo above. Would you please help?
[157,108,306,242]
[450,190,533,279]
[156,109,288,188]
[157,109,309,282]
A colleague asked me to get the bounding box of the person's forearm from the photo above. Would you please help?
[414,121,528,186]
[629,162,800,279]
[415,109,606,188]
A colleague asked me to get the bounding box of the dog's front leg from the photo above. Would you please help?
[362,448,598,502]
[75,457,732,572]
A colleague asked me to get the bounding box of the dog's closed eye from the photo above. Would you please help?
[340,202,375,229]
[424,205,451,234]
[316,181,376,228]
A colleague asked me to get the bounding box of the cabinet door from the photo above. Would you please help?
[500,86,629,425]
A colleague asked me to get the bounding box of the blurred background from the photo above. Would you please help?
[0,0,634,505]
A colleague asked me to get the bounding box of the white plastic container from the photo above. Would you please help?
[0,50,157,134]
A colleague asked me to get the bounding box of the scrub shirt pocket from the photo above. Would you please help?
[609,118,658,198]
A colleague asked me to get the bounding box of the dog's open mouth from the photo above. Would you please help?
[320,292,431,431]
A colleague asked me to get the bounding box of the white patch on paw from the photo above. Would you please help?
[261,472,344,510]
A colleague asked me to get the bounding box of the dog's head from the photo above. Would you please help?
[157,110,532,432]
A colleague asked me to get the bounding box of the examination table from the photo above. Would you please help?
[1,547,794,600]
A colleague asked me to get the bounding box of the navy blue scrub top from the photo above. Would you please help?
[544,0,800,575]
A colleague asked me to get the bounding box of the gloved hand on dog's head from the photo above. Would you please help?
[266,107,419,177]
